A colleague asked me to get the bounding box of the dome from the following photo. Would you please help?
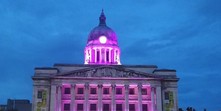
[87,25,118,43]
[87,10,118,45]
[84,10,121,65]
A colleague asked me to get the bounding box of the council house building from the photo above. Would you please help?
[32,10,179,111]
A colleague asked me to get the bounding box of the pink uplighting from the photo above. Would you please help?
[55,10,155,111]
[57,83,153,111]
[84,10,121,65]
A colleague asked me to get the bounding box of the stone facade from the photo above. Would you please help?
[32,65,179,111]
[32,10,179,111]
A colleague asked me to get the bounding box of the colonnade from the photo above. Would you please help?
[84,47,120,65]
[50,83,161,111]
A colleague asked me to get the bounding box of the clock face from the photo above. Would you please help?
[99,36,107,44]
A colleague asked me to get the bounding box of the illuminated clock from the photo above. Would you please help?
[99,36,107,44]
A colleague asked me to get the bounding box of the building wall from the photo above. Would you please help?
[33,80,178,111]
[161,81,179,111]
[4,99,32,111]
[32,80,50,111]
[0,105,7,111]
[32,65,179,111]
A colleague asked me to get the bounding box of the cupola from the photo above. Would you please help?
[84,10,121,65]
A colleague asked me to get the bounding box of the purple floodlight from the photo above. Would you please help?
[84,10,121,65]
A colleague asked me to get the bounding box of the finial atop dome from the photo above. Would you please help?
[99,9,106,26]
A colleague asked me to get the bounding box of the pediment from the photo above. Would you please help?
[57,66,160,78]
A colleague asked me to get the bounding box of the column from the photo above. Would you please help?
[89,49,91,63]
[95,49,97,63]
[151,87,156,111]
[84,83,89,111]
[138,83,142,111]
[156,86,162,111]
[70,84,76,111]
[50,85,56,111]
[57,85,62,111]
[32,86,37,111]
[114,50,116,63]
[98,84,103,111]
[111,84,116,111]
[111,49,113,63]
[124,84,129,111]
[99,48,101,63]
[104,49,106,63]
[175,89,179,111]
[109,49,111,63]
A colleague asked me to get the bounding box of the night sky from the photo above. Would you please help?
[0,0,221,110]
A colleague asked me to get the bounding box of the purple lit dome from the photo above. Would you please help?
[87,10,118,45]
[84,10,121,65]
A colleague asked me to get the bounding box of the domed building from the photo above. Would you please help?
[84,10,120,65]
[32,11,179,111]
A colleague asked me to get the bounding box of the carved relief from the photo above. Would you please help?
[62,67,153,78]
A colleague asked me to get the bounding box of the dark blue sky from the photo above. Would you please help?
[0,0,221,110]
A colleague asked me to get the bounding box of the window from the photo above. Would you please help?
[90,104,97,111]
[129,88,135,95]
[142,88,147,95]
[142,104,148,111]
[129,104,135,111]
[90,88,97,94]
[103,104,110,111]
[116,88,122,95]
[106,51,109,62]
[77,104,83,111]
[64,104,70,111]
[103,88,109,94]
[64,88,71,94]
[97,51,100,62]
[37,91,42,99]
[116,104,122,111]
[78,88,84,94]
[165,92,169,100]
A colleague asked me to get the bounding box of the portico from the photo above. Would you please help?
[50,82,157,111]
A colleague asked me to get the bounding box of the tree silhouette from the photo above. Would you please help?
[179,108,184,111]
[186,107,196,111]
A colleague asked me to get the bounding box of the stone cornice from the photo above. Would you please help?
[33,65,179,81]
[53,64,158,68]
[56,65,159,78]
